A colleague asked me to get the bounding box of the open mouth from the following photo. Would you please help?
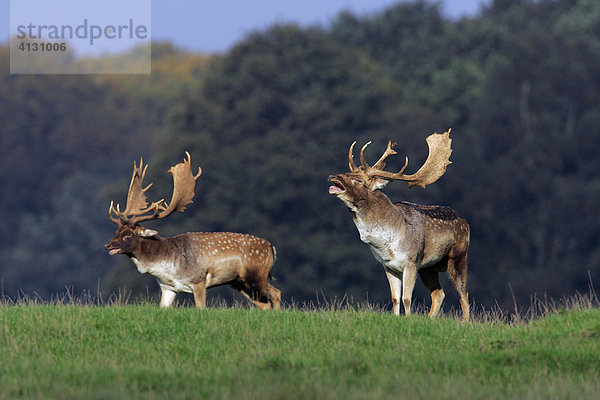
[107,248,121,256]
[328,177,345,194]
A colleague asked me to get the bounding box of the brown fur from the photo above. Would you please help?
[329,172,470,321]
[106,153,281,309]
[105,226,281,309]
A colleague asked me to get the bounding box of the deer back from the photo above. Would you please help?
[118,230,274,290]
[394,201,470,266]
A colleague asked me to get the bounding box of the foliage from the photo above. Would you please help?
[1,0,600,310]
[0,43,208,298]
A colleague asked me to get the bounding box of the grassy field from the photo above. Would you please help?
[1,298,599,400]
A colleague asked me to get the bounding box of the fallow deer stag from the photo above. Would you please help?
[328,130,470,320]
[105,152,281,309]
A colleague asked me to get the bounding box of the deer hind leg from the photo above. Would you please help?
[385,269,402,316]
[232,280,272,310]
[241,290,271,310]
[418,265,445,318]
[191,281,207,309]
[252,280,281,310]
[448,240,469,321]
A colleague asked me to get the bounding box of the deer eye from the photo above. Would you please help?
[352,178,363,184]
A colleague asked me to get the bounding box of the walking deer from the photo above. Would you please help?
[328,130,470,320]
[105,153,281,309]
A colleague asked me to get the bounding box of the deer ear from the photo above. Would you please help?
[371,177,389,190]
[139,228,158,237]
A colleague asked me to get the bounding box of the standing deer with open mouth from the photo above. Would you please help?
[105,153,281,309]
[328,130,470,320]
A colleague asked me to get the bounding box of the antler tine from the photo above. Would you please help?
[348,141,359,172]
[128,199,166,215]
[371,140,398,170]
[366,129,453,189]
[122,157,154,217]
[128,201,166,225]
[140,163,153,193]
[108,201,121,224]
[366,156,410,179]
[359,141,372,170]
[186,151,203,180]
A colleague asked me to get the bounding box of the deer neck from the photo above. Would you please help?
[351,191,416,271]
[128,236,176,273]
[351,190,407,245]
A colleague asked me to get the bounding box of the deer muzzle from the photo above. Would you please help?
[104,240,122,256]
[328,175,345,194]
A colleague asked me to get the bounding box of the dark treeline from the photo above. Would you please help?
[1,0,599,311]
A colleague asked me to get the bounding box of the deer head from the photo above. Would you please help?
[106,152,202,255]
[328,130,453,206]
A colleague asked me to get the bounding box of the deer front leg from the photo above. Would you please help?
[401,264,417,315]
[159,285,177,308]
[385,269,402,316]
[192,281,207,309]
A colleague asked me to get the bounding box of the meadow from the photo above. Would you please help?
[1,295,599,400]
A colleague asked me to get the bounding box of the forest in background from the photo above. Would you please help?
[1,0,599,311]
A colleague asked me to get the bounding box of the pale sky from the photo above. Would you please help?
[2,0,489,56]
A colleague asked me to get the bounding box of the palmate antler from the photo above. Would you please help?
[348,129,453,189]
[109,152,202,226]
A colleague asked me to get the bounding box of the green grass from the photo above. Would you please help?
[1,300,599,400]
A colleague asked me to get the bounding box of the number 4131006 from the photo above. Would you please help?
[18,42,67,52]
